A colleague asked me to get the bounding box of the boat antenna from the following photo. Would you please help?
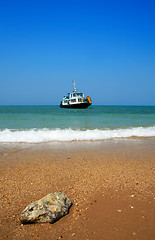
[72,80,77,92]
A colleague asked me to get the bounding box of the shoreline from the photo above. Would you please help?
[0,137,155,151]
[0,126,155,143]
[0,139,155,239]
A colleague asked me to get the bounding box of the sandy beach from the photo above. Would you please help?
[0,139,155,240]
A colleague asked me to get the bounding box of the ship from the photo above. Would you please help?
[60,81,92,109]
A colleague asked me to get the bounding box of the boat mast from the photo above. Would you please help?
[72,80,77,93]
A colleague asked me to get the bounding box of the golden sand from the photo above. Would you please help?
[0,139,155,240]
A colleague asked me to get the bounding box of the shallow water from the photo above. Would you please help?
[0,105,155,142]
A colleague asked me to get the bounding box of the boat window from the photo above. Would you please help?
[77,93,83,97]
[71,99,76,103]
[78,98,82,102]
[73,93,76,97]
[64,100,69,103]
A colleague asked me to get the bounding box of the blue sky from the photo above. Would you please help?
[0,0,155,105]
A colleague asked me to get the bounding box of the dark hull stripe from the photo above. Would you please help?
[60,102,91,109]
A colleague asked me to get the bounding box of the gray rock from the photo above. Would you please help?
[19,192,72,224]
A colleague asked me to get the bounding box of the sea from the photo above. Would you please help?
[0,105,155,143]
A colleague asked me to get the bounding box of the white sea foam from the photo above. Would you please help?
[0,127,155,143]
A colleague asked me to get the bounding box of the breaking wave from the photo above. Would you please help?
[0,127,155,143]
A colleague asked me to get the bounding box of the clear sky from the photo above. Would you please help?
[0,0,155,105]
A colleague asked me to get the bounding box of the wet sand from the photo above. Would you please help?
[0,139,155,240]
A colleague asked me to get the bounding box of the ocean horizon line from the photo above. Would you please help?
[0,104,155,107]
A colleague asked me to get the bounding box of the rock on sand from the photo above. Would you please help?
[19,192,72,224]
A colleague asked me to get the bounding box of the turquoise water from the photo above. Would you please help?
[0,105,155,129]
[0,106,155,142]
